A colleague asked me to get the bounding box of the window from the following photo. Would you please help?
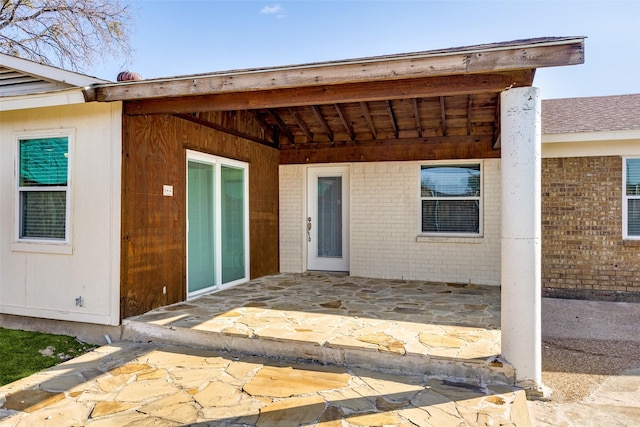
[420,163,481,236]
[624,157,640,239]
[16,133,71,243]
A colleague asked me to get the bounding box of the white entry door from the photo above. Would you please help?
[307,166,350,272]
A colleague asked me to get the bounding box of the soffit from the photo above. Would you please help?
[0,65,75,96]
[0,53,107,97]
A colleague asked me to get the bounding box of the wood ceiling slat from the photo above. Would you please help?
[467,95,473,136]
[267,109,295,143]
[360,102,377,140]
[248,110,276,141]
[385,101,398,139]
[312,105,334,141]
[334,104,355,141]
[440,96,447,136]
[289,108,314,142]
[493,95,502,149]
[413,98,424,137]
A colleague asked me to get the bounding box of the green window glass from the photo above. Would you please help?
[187,160,216,292]
[18,137,69,240]
[221,166,245,283]
[187,152,248,298]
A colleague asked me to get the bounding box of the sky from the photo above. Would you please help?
[86,0,640,100]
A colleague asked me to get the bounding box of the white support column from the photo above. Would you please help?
[500,87,547,396]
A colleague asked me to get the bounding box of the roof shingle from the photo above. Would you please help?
[542,94,640,134]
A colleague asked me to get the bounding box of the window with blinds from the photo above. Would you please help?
[17,136,69,241]
[624,158,640,239]
[420,163,481,235]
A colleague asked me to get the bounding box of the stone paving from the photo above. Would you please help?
[0,273,531,426]
[0,342,531,426]
[123,273,510,384]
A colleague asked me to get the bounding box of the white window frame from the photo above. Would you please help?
[419,160,483,237]
[12,129,74,254]
[623,156,640,240]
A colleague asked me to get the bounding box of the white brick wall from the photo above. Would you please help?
[279,160,502,285]
[278,164,305,273]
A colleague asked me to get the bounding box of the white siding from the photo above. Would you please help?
[0,102,122,325]
[279,160,502,285]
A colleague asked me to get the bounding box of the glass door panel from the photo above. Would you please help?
[317,176,342,258]
[221,165,245,283]
[187,160,216,294]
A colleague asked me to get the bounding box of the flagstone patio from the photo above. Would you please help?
[123,273,513,386]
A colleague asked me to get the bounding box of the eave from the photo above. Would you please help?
[85,37,584,103]
[83,36,585,164]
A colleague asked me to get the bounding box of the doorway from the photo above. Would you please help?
[306,166,350,272]
[186,150,249,298]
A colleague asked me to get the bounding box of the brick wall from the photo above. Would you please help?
[279,160,502,286]
[350,160,501,285]
[278,165,305,273]
[542,156,640,300]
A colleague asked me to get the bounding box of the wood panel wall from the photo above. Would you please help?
[121,112,279,319]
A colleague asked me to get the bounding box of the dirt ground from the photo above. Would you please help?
[541,337,640,403]
[528,298,640,426]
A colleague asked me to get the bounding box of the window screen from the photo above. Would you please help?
[18,137,69,240]
[626,158,640,238]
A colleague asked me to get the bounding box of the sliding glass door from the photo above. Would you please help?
[187,151,248,298]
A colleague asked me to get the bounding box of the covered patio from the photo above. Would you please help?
[123,273,511,385]
[86,36,585,393]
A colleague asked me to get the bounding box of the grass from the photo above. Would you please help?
[0,327,97,386]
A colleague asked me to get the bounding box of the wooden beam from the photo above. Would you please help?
[335,104,355,141]
[467,95,473,136]
[312,105,334,142]
[90,38,583,102]
[249,110,276,141]
[173,113,277,149]
[123,71,535,116]
[413,98,423,137]
[360,102,377,139]
[440,96,447,136]
[289,107,314,142]
[279,135,499,164]
[492,95,502,149]
[386,100,399,139]
[267,109,295,144]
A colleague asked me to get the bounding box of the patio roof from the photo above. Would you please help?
[84,37,584,163]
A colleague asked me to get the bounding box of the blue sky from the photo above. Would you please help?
[87,1,640,99]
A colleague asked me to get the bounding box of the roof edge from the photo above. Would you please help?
[86,36,585,102]
[102,36,585,86]
[0,87,89,111]
[0,52,109,87]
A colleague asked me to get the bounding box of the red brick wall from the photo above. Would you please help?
[542,156,640,301]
